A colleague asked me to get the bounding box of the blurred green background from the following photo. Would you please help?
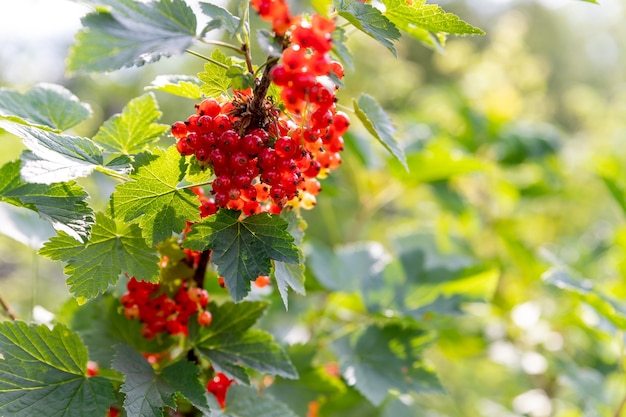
[3,0,626,415]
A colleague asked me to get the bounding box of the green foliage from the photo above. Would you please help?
[0,322,115,417]
[0,83,92,132]
[40,212,160,302]
[216,385,298,417]
[67,0,197,73]
[191,301,297,382]
[331,323,442,405]
[200,2,242,38]
[0,160,94,242]
[0,120,131,184]
[198,49,234,98]
[334,0,401,56]
[92,93,168,156]
[184,210,300,301]
[109,146,201,245]
[113,344,211,417]
[147,75,203,99]
[353,93,407,170]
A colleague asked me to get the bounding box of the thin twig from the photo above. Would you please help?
[0,292,17,320]
[198,38,245,55]
[185,49,229,69]
[242,43,254,74]
[615,394,626,417]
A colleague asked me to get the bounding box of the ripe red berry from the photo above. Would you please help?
[197,310,213,326]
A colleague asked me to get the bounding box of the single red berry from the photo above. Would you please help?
[197,310,213,326]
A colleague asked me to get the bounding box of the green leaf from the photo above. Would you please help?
[92,93,168,155]
[227,65,256,91]
[198,329,297,381]
[543,267,626,329]
[0,120,124,184]
[184,210,300,301]
[0,160,94,242]
[0,83,92,131]
[146,74,203,99]
[265,344,345,416]
[109,146,201,245]
[200,2,241,37]
[382,0,484,41]
[112,344,211,417]
[331,27,354,71]
[353,94,408,170]
[217,385,298,417]
[0,321,115,417]
[192,301,297,381]
[198,49,233,98]
[334,0,400,56]
[39,212,159,301]
[331,324,442,406]
[67,0,197,73]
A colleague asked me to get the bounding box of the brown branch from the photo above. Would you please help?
[193,250,212,289]
[0,292,17,320]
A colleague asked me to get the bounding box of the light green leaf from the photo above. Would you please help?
[146,75,203,99]
[67,0,197,74]
[200,2,241,37]
[0,120,114,184]
[334,0,400,56]
[0,160,94,242]
[112,344,211,417]
[382,0,484,41]
[198,49,233,98]
[0,83,92,131]
[0,321,115,417]
[353,94,407,170]
[331,324,442,406]
[92,93,168,155]
[218,385,298,417]
[184,210,300,302]
[109,146,201,245]
[39,212,160,301]
[543,267,626,329]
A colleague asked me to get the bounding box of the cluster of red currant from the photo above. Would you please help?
[171,2,349,216]
[251,0,292,35]
[206,372,234,409]
[120,277,212,339]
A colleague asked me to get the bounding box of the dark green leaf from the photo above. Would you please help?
[543,267,626,329]
[0,120,112,184]
[109,146,201,245]
[112,344,210,417]
[334,0,400,56]
[353,94,408,170]
[0,160,94,242]
[331,27,354,71]
[0,322,115,417]
[67,0,197,74]
[331,324,442,406]
[198,49,233,98]
[197,329,297,381]
[192,301,296,380]
[39,212,160,302]
[218,385,298,417]
[92,93,168,155]
[184,210,300,301]
[200,2,241,37]
[0,83,92,131]
[146,74,203,99]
